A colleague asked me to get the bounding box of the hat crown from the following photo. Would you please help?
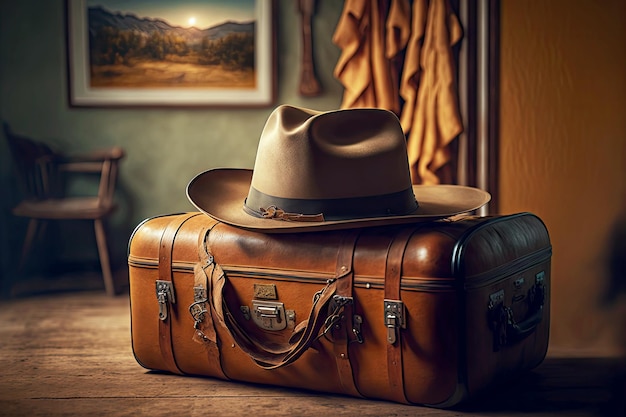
[249,104,414,198]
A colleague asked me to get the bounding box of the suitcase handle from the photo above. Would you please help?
[489,275,546,350]
[507,302,543,340]
[213,267,346,369]
[206,231,360,370]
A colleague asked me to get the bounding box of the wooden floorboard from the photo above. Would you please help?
[0,290,623,417]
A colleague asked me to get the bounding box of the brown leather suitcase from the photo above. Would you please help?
[128,211,551,407]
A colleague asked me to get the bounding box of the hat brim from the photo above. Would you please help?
[187,168,491,233]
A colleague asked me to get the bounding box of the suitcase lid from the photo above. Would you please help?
[129,212,551,291]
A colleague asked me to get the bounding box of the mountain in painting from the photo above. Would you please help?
[87,6,254,44]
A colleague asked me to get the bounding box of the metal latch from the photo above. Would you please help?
[252,300,288,331]
[488,289,507,351]
[489,289,505,310]
[156,280,175,321]
[530,271,546,310]
[535,271,545,285]
[189,286,208,324]
[384,299,406,345]
[328,295,353,314]
[352,314,364,344]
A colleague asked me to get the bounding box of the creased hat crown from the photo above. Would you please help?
[244,105,418,221]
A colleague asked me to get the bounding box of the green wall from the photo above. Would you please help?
[0,0,345,293]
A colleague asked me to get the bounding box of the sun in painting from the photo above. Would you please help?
[188,16,196,27]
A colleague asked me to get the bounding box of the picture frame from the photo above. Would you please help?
[66,0,275,107]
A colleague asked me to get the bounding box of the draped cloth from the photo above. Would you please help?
[332,0,400,113]
[332,0,463,185]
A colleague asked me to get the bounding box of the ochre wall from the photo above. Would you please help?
[499,0,626,354]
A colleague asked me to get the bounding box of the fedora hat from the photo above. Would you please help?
[187,105,490,233]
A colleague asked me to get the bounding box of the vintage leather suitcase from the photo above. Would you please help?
[128,211,551,407]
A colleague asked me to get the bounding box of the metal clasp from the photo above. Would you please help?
[252,300,287,331]
[352,314,364,344]
[488,289,507,351]
[384,299,406,345]
[326,296,364,344]
[328,295,353,315]
[156,280,175,321]
[488,289,505,310]
[188,286,208,324]
[530,271,546,310]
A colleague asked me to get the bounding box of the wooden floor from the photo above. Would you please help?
[0,287,624,417]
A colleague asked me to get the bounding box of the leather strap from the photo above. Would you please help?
[209,227,357,370]
[215,266,342,369]
[157,212,201,375]
[384,227,417,404]
[192,221,229,380]
[331,230,363,398]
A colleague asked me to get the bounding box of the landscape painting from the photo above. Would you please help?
[67,0,275,107]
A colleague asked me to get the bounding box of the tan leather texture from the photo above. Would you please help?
[128,212,551,407]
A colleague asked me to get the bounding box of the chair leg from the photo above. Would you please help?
[94,219,116,296]
[18,218,39,271]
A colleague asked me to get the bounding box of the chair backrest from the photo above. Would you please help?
[59,146,125,209]
[3,122,125,209]
[99,147,124,208]
[3,122,64,200]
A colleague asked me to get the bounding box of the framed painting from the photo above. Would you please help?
[66,0,275,107]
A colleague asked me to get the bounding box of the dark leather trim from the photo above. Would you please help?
[384,227,418,404]
[332,229,363,398]
[157,212,202,375]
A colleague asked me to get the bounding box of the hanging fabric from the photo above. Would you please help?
[333,0,463,185]
[332,0,400,113]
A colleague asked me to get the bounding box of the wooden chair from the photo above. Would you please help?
[3,122,124,296]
